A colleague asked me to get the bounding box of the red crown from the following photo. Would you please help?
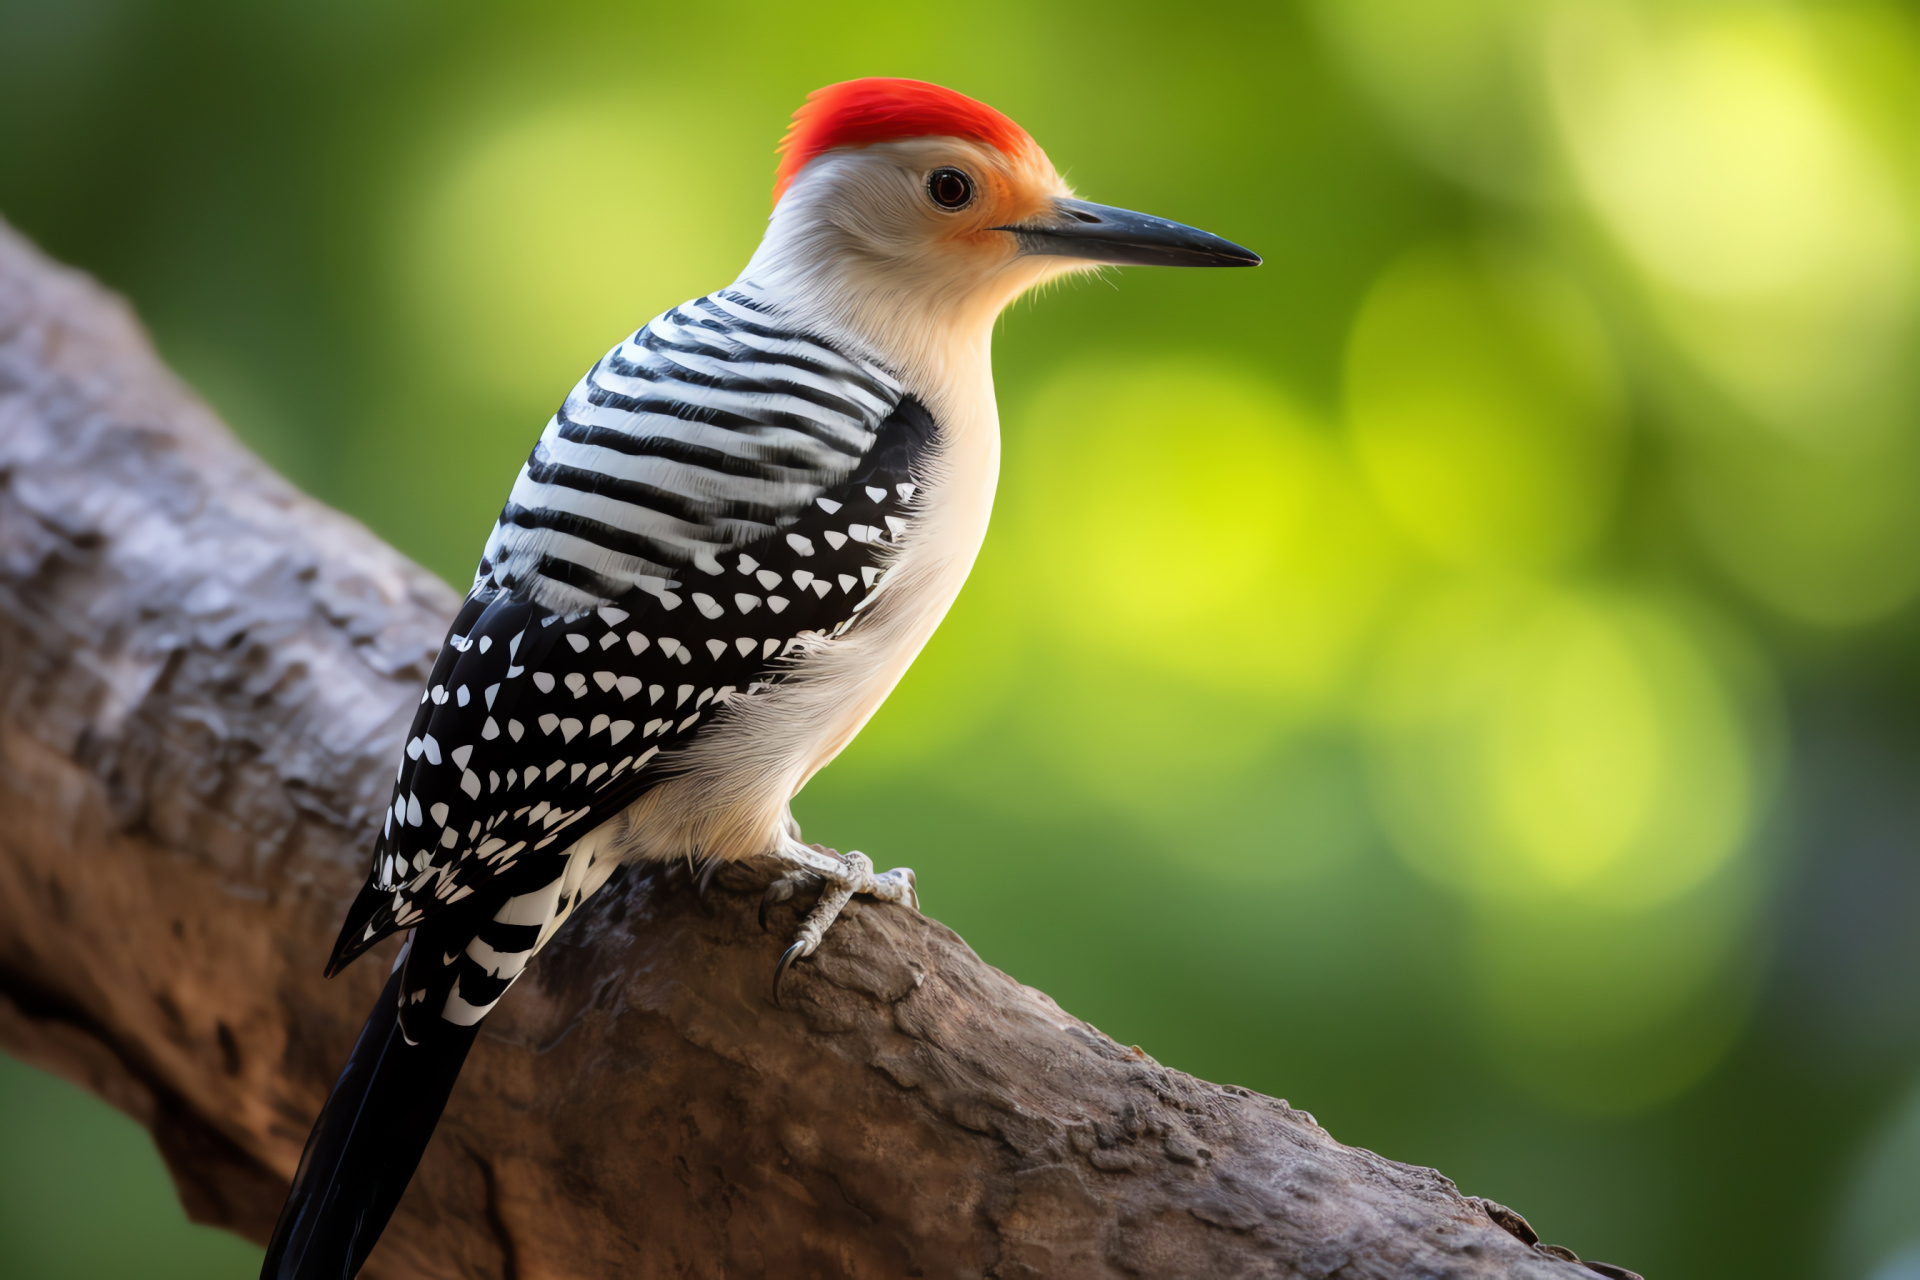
[774,78,1033,203]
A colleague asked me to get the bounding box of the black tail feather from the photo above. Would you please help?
[261,959,479,1280]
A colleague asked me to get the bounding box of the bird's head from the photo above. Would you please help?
[741,78,1259,378]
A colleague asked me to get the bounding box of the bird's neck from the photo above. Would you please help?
[733,250,1006,423]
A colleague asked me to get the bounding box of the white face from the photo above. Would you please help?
[748,135,1084,342]
[743,133,1258,379]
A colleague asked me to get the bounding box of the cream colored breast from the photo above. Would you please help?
[596,349,1000,866]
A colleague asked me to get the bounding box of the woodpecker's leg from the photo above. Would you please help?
[762,841,917,1005]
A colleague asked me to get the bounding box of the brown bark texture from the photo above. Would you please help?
[0,219,1641,1280]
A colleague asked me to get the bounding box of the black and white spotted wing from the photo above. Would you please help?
[326,288,937,1035]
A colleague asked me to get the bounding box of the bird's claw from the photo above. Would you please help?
[767,848,918,1006]
[872,865,919,913]
[758,871,815,932]
[772,938,813,1006]
[694,856,723,899]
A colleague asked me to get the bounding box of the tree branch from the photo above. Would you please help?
[0,219,1637,1280]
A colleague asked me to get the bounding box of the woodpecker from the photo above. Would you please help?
[261,77,1258,1279]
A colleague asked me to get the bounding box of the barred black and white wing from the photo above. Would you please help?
[325,289,936,1040]
[480,288,906,612]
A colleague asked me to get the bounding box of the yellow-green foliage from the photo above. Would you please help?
[5,2,1920,1277]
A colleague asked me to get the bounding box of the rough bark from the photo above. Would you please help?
[0,218,1639,1280]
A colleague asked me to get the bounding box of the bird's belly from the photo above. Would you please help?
[603,421,996,865]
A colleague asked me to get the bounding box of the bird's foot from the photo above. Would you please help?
[761,842,917,1005]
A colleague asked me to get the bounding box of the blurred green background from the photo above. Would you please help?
[5,0,1920,1275]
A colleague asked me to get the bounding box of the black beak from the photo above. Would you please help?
[995,197,1261,268]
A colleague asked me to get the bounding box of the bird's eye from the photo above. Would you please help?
[926,168,974,211]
